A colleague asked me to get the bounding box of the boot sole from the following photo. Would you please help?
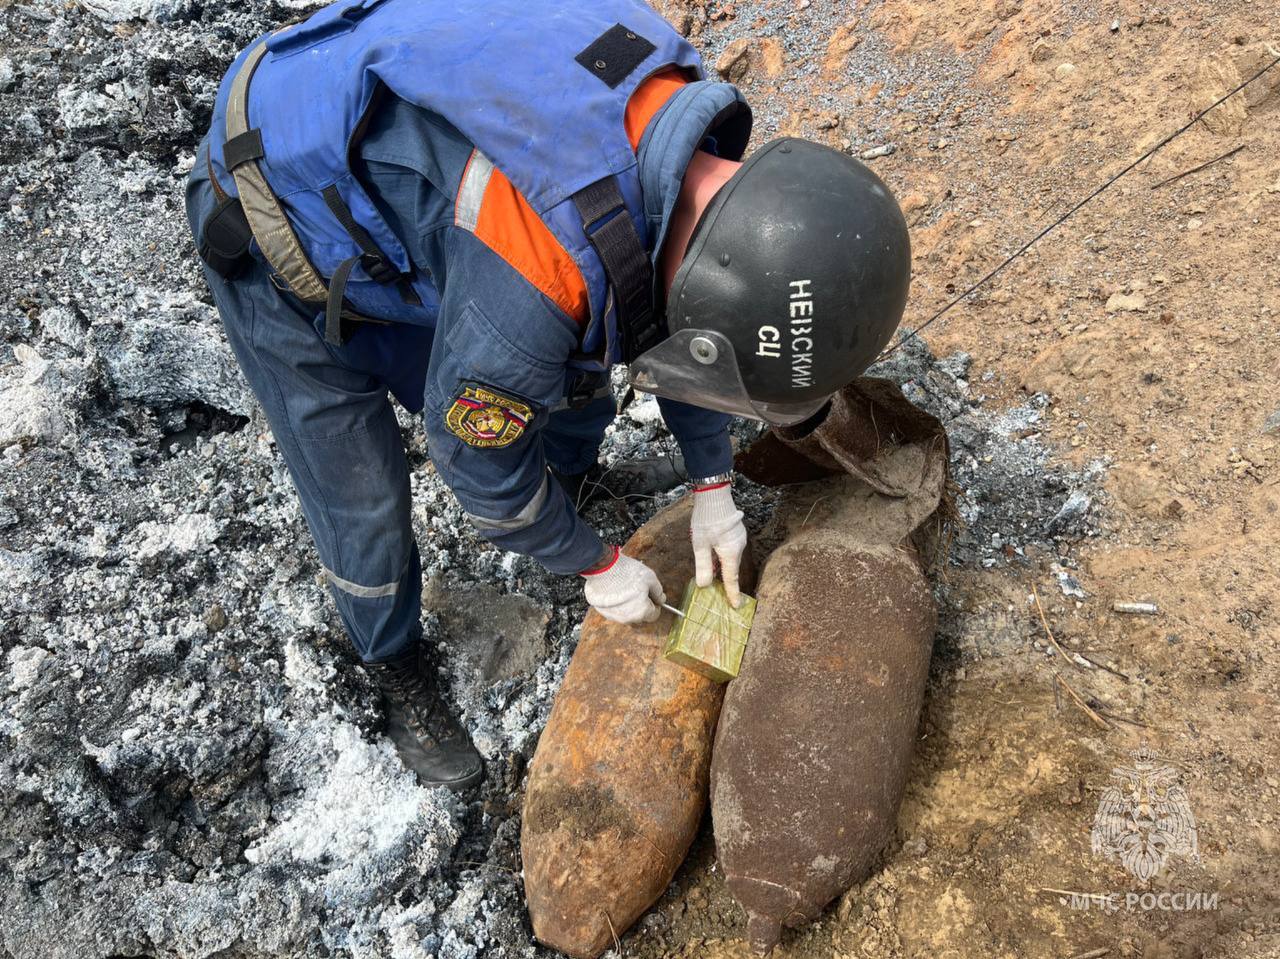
[422,758,485,793]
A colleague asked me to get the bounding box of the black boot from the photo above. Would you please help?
[366,648,484,792]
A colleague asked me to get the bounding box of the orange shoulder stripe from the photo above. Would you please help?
[471,168,591,321]
[456,69,690,325]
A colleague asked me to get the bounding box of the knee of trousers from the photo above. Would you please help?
[293,441,417,599]
[278,403,423,664]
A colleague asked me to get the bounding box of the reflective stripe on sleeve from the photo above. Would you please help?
[455,149,496,232]
[465,473,550,533]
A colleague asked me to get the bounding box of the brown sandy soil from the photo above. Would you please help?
[627,1,1280,957]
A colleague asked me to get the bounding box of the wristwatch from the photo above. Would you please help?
[691,471,733,490]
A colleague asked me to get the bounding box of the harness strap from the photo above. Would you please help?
[222,43,398,343]
[223,42,329,304]
[207,152,229,204]
[321,185,422,306]
[325,255,362,346]
[571,176,661,362]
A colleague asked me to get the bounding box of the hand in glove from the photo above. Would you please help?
[581,546,666,624]
[690,479,747,608]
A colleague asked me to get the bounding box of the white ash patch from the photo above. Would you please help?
[0,345,81,446]
[131,511,221,559]
[56,81,148,133]
[244,720,457,874]
[5,645,51,693]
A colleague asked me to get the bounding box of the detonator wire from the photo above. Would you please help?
[877,51,1280,360]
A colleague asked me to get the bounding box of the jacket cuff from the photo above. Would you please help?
[679,430,734,481]
[492,498,605,577]
[518,478,607,575]
[543,515,608,576]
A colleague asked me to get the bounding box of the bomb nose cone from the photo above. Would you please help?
[747,913,782,954]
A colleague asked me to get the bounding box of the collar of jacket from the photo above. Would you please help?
[636,80,753,267]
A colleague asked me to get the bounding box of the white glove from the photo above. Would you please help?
[582,546,666,625]
[691,481,747,608]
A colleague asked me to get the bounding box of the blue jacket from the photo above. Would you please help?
[202,0,752,573]
[352,81,749,573]
[209,0,711,361]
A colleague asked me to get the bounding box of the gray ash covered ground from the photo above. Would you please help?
[0,2,1099,957]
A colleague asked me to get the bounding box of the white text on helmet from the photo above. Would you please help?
[757,325,781,358]
[789,279,814,388]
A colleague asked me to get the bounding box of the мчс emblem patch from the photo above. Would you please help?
[445,383,534,449]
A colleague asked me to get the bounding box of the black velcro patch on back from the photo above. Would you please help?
[575,23,657,89]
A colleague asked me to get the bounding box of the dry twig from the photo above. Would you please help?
[603,910,622,955]
[1031,585,1072,665]
[1040,887,1102,898]
[800,495,830,528]
[1032,586,1119,729]
[1150,143,1245,189]
[1054,673,1111,730]
[1094,708,1149,730]
[1073,651,1130,682]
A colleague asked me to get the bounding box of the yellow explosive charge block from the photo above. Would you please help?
[662,579,757,683]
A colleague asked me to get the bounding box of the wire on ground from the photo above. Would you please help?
[878,51,1280,360]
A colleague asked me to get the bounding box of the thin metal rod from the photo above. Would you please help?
[878,52,1280,359]
[662,599,749,631]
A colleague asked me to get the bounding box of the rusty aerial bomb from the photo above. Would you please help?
[521,496,756,959]
[713,378,951,953]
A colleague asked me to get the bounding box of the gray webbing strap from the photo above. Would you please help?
[224,42,328,304]
[321,185,422,306]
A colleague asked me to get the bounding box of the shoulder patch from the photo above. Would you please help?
[445,382,534,448]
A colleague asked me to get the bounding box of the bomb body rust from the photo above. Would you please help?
[522,497,756,959]
[713,380,950,953]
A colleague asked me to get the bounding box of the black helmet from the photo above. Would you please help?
[630,137,911,425]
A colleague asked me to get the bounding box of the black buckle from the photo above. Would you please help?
[360,252,399,285]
